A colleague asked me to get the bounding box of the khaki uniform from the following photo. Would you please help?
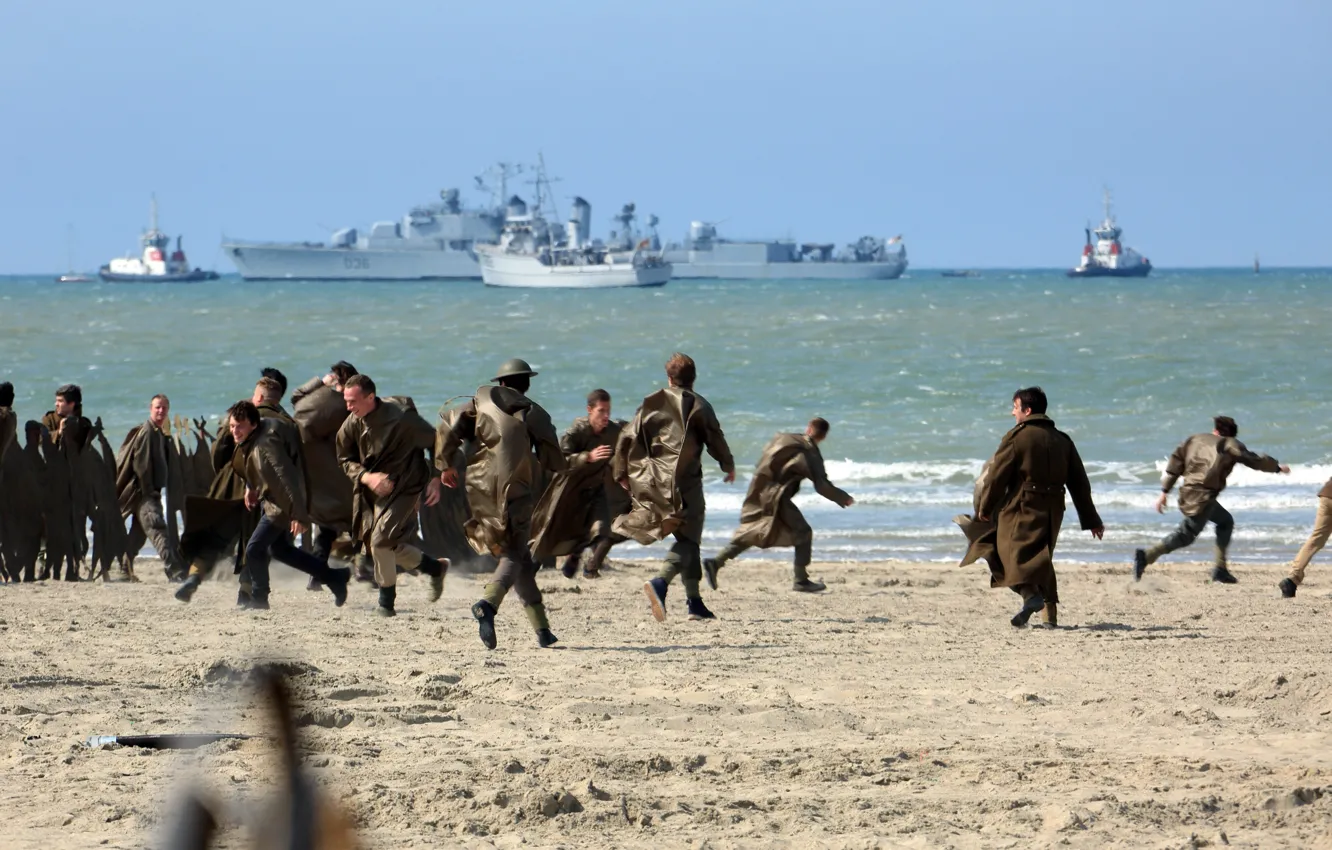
[1289,477,1332,585]
[612,386,734,597]
[437,386,565,628]
[1144,432,1282,568]
[337,397,435,587]
[528,417,627,568]
[291,378,354,534]
[974,415,1101,606]
[711,432,850,582]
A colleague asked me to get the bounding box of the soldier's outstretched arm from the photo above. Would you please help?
[701,406,736,482]
[1225,438,1287,475]
[1066,440,1103,532]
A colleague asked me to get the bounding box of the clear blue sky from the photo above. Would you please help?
[3,0,1328,272]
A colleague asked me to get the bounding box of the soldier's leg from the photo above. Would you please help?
[311,525,339,564]
[1210,503,1235,566]
[243,514,285,606]
[1289,497,1332,586]
[1143,511,1209,564]
[137,496,187,579]
[708,538,751,574]
[125,516,146,570]
[583,535,618,575]
[793,539,813,584]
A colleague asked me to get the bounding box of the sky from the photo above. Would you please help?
[2,0,1329,272]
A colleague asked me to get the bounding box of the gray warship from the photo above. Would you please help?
[662,222,908,280]
[222,165,520,280]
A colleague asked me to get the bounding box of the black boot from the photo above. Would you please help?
[536,628,559,648]
[560,553,580,579]
[326,568,350,607]
[248,593,271,611]
[1279,578,1297,598]
[793,579,826,593]
[377,586,397,617]
[236,588,253,608]
[174,575,202,603]
[1010,594,1044,627]
[703,558,721,591]
[1210,565,1238,584]
[1133,549,1148,581]
[472,600,498,650]
[686,595,716,621]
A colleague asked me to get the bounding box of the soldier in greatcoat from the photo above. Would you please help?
[291,361,359,589]
[1133,415,1288,584]
[337,375,447,617]
[704,417,853,593]
[1,422,46,582]
[42,384,95,578]
[545,388,629,579]
[0,382,16,581]
[972,387,1103,628]
[438,359,566,649]
[115,394,188,581]
[614,353,735,623]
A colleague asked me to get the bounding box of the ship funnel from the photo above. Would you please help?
[440,188,461,213]
[506,195,528,219]
[569,196,591,247]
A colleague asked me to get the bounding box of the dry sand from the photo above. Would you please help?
[3,554,1332,849]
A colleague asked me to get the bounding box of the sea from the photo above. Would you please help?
[2,268,1330,566]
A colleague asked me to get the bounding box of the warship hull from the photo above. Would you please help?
[223,243,482,280]
[667,260,907,280]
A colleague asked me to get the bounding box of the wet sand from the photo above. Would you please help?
[3,555,1331,849]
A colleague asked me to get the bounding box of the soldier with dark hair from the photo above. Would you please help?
[260,367,289,399]
[1134,415,1289,584]
[226,399,350,610]
[704,417,853,593]
[973,387,1103,628]
[553,388,629,579]
[616,353,736,622]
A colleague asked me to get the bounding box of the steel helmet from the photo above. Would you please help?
[492,358,539,381]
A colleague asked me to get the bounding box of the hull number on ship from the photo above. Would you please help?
[344,257,370,270]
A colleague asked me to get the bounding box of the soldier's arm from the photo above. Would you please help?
[561,423,593,468]
[435,403,476,473]
[289,377,323,407]
[806,449,853,506]
[1161,439,1188,493]
[259,443,312,525]
[1226,438,1283,474]
[977,429,1020,519]
[702,406,736,476]
[611,410,640,482]
[1065,439,1103,531]
[336,419,367,486]
[530,410,568,474]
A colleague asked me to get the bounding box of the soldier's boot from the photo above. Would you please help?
[793,579,827,593]
[583,538,613,578]
[326,567,351,607]
[525,603,558,648]
[686,595,716,621]
[237,588,253,608]
[1041,602,1058,628]
[643,577,669,623]
[354,554,377,586]
[305,576,323,592]
[560,553,581,579]
[1132,549,1148,581]
[703,559,721,591]
[1279,578,1297,598]
[1010,593,1044,628]
[174,575,202,603]
[1210,547,1238,584]
[376,586,397,617]
[248,593,271,611]
[472,600,499,650]
[417,554,449,602]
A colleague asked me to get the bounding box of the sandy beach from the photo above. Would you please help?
[4,555,1331,849]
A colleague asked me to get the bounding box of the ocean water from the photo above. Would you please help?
[2,268,1330,565]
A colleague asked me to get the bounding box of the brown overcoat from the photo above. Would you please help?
[437,386,565,557]
[611,386,734,544]
[291,378,353,532]
[728,432,850,550]
[974,415,1101,591]
[338,396,435,549]
[114,421,170,517]
[528,416,626,560]
[0,406,15,464]
[0,424,45,580]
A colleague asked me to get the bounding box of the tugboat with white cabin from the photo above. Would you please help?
[476,159,671,289]
[1067,190,1152,278]
[100,196,220,283]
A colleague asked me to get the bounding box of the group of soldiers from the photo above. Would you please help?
[2,369,1330,644]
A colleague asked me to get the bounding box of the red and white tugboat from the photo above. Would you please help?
[1067,190,1152,278]
[99,195,220,283]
